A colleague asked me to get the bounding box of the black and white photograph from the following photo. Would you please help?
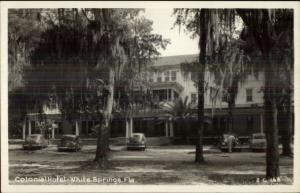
[1,1,300,192]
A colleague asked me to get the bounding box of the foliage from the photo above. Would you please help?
[8,9,50,135]
[8,9,169,122]
[174,9,238,55]
[173,8,294,177]
[8,9,45,91]
[237,9,294,84]
[175,9,251,109]
[174,9,293,111]
[162,96,193,119]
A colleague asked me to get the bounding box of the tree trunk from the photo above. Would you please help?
[262,17,280,178]
[227,100,234,133]
[237,9,283,180]
[264,60,280,180]
[94,68,115,167]
[195,9,207,163]
[186,118,191,144]
[280,91,293,157]
[241,9,280,180]
[227,78,238,133]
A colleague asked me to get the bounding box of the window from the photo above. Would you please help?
[164,71,170,82]
[157,72,162,82]
[171,71,177,81]
[246,88,253,102]
[191,93,197,103]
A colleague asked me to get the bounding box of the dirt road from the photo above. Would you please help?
[8,145,293,185]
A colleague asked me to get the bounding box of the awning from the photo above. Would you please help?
[150,82,184,93]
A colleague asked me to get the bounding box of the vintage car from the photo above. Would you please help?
[127,133,146,151]
[250,133,266,151]
[57,135,82,152]
[23,134,48,150]
[219,133,241,152]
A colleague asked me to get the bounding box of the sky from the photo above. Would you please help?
[143,9,199,57]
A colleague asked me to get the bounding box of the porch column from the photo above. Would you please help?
[52,127,55,139]
[28,120,32,135]
[165,121,169,137]
[171,90,174,100]
[126,118,129,138]
[22,118,26,140]
[169,120,174,137]
[260,112,264,133]
[130,117,133,136]
[126,118,133,138]
[75,120,79,136]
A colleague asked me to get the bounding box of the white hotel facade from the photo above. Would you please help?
[21,54,290,145]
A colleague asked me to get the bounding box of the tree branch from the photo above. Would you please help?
[81,8,92,23]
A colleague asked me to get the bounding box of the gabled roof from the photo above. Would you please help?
[153,54,198,67]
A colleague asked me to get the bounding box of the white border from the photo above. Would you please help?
[1,1,300,193]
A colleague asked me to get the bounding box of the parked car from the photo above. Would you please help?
[23,134,48,150]
[219,133,241,152]
[250,133,266,151]
[57,135,82,152]
[127,133,146,151]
